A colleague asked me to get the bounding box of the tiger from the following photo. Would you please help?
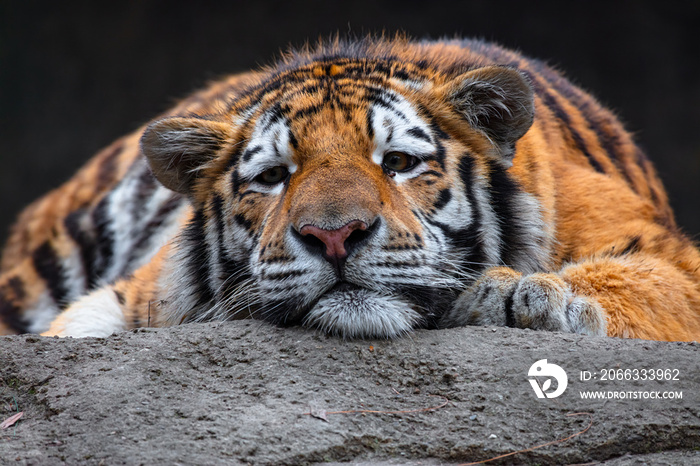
[1,36,699,342]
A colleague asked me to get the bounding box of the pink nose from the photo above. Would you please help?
[299,220,368,261]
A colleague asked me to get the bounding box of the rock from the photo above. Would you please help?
[1,322,698,465]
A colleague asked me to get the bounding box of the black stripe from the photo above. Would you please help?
[96,141,124,189]
[564,93,622,162]
[210,194,225,236]
[424,206,483,264]
[431,121,450,140]
[288,129,298,150]
[32,241,69,308]
[0,293,27,333]
[126,194,184,272]
[533,62,614,152]
[434,188,452,210]
[609,235,642,257]
[114,290,126,305]
[291,82,323,96]
[531,61,638,189]
[432,140,446,170]
[273,141,283,158]
[210,194,246,282]
[385,124,394,143]
[234,214,253,232]
[7,277,25,302]
[528,77,606,174]
[64,209,96,290]
[0,277,29,333]
[370,99,408,121]
[259,254,295,264]
[407,126,431,143]
[288,100,330,121]
[421,170,444,178]
[392,68,410,80]
[504,290,515,327]
[412,210,440,248]
[374,260,421,268]
[264,102,286,130]
[364,85,400,103]
[91,195,114,280]
[224,137,246,170]
[382,243,421,252]
[484,158,524,267]
[366,107,375,140]
[130,164,158,223]
[242,145,263,162]
[457,155,487,268]
[337,83,387,100]
[365,88,406,117]
[620,236,642,256]
[134,194,183,247]
[263,270,306,281]
[415,105,446,168]
[230,170,242,194]
[183,210,214,307]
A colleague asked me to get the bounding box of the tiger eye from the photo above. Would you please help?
[255,166,289,185]
[382,152,419,173]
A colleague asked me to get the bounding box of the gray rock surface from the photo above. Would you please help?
[1,322,698,465]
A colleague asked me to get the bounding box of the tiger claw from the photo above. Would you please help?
[441,267,607,336]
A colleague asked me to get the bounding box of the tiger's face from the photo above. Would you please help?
[142,61,540,338]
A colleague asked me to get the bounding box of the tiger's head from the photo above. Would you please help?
[141,42,548,338]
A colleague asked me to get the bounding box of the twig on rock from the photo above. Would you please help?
[458,412,594,465]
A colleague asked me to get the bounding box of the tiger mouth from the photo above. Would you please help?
[328,281,363,293]
[302,283,423,338]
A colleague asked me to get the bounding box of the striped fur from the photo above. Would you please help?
[1,37,699,341]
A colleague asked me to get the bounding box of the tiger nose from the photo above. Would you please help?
[298,220,368,272]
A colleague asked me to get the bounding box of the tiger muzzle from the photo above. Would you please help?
[295,219,379,278]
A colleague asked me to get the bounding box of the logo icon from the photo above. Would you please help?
[528,359,568,398]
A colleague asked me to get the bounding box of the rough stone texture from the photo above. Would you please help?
[1,322,698,465]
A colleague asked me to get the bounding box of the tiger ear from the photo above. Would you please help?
[448,66,535,160]
[141,117,232,195]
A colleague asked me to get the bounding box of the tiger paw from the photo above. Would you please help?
[441,267,607,336]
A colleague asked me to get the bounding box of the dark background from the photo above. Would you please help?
[1,1,698,245]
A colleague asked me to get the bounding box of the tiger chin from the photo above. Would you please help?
[1,36,700,342]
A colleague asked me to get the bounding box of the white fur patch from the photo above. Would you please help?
[303,289,421,339]
[44,288,127,338]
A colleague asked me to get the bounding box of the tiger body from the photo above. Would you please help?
[1,37,699,341]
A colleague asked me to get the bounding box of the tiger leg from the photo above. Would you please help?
[558,255,700,341]
[41,244,170,338]
[39,286,128,337]
[442,254,700,342]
